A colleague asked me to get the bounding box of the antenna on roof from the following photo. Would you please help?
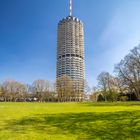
[70,0,72,16]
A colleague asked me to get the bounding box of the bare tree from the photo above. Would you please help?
[32,80,50,102]
[115,45,140,100]
[1,80,27,102]
[97,72,111,101]
[0,86,4,101]
[97,72,119,101]
[56,75,74,102]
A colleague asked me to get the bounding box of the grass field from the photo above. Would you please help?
[0,102,140,140]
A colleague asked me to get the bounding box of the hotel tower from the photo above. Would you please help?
[56,0,85,93]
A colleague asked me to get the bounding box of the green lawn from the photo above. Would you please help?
[0,102,140,140]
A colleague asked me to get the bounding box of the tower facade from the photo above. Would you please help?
[56,1,85,93]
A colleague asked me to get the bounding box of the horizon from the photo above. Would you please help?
[0,0,140,87]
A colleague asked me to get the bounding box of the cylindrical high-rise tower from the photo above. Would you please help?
[56,1,85,93]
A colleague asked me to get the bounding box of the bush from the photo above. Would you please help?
[120,96,128,101]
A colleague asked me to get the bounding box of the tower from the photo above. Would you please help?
[56,0,85,97]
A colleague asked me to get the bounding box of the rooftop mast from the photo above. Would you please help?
[70,0,72,16]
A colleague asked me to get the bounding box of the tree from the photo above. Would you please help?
[97,94,105,102]
[97,72,119,101]
[32,80,50,102]
[0,86,4,101]
[56,75,74,102]
[1,80,27,102]
[115,45,140,100]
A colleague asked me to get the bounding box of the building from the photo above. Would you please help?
[56,0,85,96]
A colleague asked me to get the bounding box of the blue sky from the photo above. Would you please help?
[0,0,140,87]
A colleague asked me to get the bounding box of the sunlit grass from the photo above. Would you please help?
[0,102,140,140]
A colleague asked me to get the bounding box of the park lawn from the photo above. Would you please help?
[0,102,140,140]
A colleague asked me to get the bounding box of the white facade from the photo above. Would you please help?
[57,16,85,92]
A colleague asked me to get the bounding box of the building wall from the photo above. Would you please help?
[57,16,85,92]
